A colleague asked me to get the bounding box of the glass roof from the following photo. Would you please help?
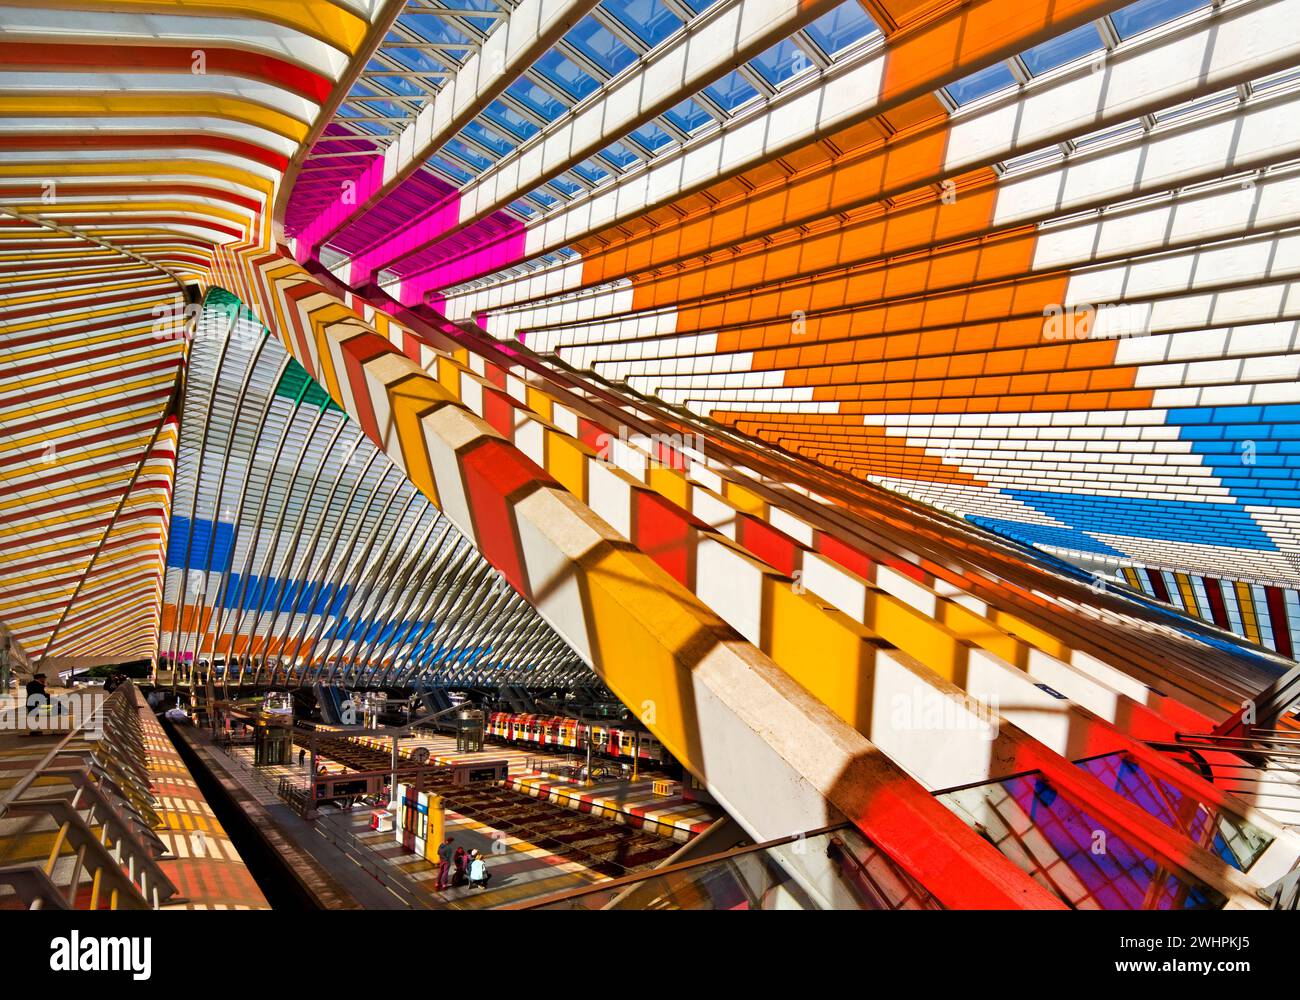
[534,49,600,100]
[703,69,761,113]
[1019,23,1104,77]
[750,37,814,88]
[605,0,682,48]
[163,290,589,687]
[803,2,879,56]
[1111,0,1210,39]
[945,62,1017,106]
[944,0,1214,106]
[306,0,1227,272]
[567,15,639,76]
[306,0,895,238]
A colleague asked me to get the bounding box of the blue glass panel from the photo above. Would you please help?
[439,0,499,32]
[1020,23,1104,75]
[384,47,448,75]
[1007,488,1279,549]
[1166,405,1300,508]
[750,37,812,87]
[968,516,1127,557]
[506,77,567,121]
[429,155,473,184]
[1076,754,1273,872]
[566,15,637,76]
[940,772,1226,910]
[443,136,493,171]
[166,517,233,572]
[804,1,879,56]
[548,174,582,196]
[526,187,557,208]
[662,97,712,133]
[572,158,609,183]
[398,16,471,47]
[604,0,682,47]
[945,61,1017,105]
[628,120,673,152]
[462,119,514,156]
[703,69,759,112]
[598,140,640,169]
[1111,0,1209,39]
[482,99,539,140]
[364,62,425,98]
[358,99,406,120]
[533,49,600,100]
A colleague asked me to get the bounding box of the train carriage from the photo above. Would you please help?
[485,710,669,766]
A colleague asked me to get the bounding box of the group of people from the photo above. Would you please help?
[20,670,127,708]
[436,836,491,892]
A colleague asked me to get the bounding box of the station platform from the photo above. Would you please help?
[0,686,267,911]
[345,731,720,841]
[506,773,716,843]
[191,730,696,909]
[139,703,268,910]
[336,804,619,909]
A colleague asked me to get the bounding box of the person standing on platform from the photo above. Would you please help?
[468,852,490,891]
[25,672,47,708]
[23,673,48,737]
[436,836,455,891]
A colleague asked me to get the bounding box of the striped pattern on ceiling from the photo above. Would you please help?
[0,214,184,663]
[0,0,398,663]
[1116,565,1300,658]
[0,0,389,282]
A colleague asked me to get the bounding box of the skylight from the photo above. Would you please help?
[1019,23,1104,76]
[603,0,682,49]
[703,69,760,112]
[1110,0,1210,40]
[803,1,880,57]
[945,62,1017,106]
[566,15,638,76]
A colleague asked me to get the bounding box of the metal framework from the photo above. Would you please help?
[159,291,591,692]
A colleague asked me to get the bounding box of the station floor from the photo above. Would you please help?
[332,805,615,909]
[215,733,711,908]
[347,730,721,841]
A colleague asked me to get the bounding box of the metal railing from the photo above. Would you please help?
[1261,865,1300,909]
[1148,731,1300,825]
[0,684,178,910]
[276,776,314,817]
[210,738,429,909]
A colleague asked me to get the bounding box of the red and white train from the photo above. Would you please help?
[486,712,669,764]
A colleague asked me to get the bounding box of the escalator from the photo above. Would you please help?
[313,684,351,726]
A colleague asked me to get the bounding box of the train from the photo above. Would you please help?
[486,711,670,765]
